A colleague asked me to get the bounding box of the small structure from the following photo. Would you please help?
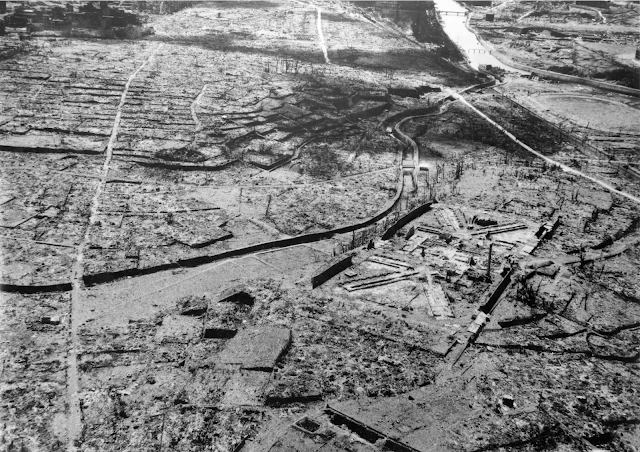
[485,13,494,22]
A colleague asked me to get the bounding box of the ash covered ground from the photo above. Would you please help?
[1,1,639,451]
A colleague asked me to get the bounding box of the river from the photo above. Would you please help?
[433,0,523,72]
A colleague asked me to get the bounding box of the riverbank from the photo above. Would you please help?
[464,1,640,90]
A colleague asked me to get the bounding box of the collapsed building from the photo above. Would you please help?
[1,1,141,33]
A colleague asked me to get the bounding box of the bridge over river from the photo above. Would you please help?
[434,0,524,72]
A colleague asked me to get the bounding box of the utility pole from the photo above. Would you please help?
[486,243,493,280]
[424,168,429,201]
[265,194,272,218]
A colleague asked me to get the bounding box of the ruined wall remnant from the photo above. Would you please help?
[312,253,354,288]
[480,268,513,314]
[382,201,435,240]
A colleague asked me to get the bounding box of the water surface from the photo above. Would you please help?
[433,0,522,72]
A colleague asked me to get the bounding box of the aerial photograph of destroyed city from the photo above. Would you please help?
[1,0,640,450]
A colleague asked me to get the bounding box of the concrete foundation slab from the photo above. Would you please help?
[218,326,291,370]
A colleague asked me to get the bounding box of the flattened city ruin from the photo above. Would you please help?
[1,1,639,451]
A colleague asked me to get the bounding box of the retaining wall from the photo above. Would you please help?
[388,87,420,99]
[528,68,640,98]
[246,155,292,171]
[4,79,498,292]
[311,254,353,288]
[393,116,419,156]
[381,201,435,240]
[0,143,104,155]
[2,102,404,292]
[1,167,404,292]
[82,168,405,286]
[458,77,497,94]
[129,158,240,172]
[382,105,442,128]
[359,94,391,102]
[380,79,496,130]
[345,102,391,122]
[0,282,73,293]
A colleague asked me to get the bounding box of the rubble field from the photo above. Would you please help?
[466,1,640,89]
[1,1,639,452]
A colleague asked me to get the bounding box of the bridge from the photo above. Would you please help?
[437,10,467,16]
